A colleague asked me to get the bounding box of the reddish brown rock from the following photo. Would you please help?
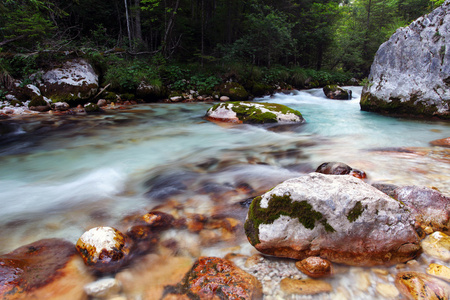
[295,256,334,278]
[0,238,93,300]
[395,271,450,300]
[162,256,262,299]
[393,186,450,235]
[76,226,132,273]
[430,137,450,148]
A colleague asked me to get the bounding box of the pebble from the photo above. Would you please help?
[427,263,450,282]
[421,231,450,261]
[295,256,334,278]
[354,270,372,292]
[279,277,333,295]
[376,283,400,298]
[84,278,121,298]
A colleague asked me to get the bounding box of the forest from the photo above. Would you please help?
[0,0,446,96]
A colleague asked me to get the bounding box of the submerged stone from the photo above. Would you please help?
[162,256,262,299]
[244,173,420,266]
[0,238,93,299]
[295,256,334,278]
[205,102,305,124]
[395,271,450,300]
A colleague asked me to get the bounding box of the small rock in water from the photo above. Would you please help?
[421,231,450,261]
[430,137,450,148]
[427,263,450,283]
[219,96,230,101]
[315,162,367,179]
[279,277,333,295]
[395,271,450,300]
[162,256,262,299]
[376,283,400,298]
[295,256,334,278]
[76,226,132,273]
[84,277,122,298]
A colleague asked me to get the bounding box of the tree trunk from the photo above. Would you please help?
[162,0,180,58]
[124,0,132,49]
[134,0,143,44]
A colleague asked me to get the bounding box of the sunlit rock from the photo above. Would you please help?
[84,277,122,299]
[393,186,450,235]
[427,263,450,283]
[421,231,450,261]
[39,59,99,105]
[0,238,93,300]
[361,2,450,119]
[244,173,420,266]
[205,102,305,124]
[395,271,450,300]
[162,256,262,299]
[295,256,334,278]
[323,85,351,100]
[76,226,132,273]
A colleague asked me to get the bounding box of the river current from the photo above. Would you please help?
[0,87,449,298]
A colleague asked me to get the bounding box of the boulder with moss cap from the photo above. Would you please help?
[205,101,305,124]
[244,173,420,266]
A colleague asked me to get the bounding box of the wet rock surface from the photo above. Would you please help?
[295,256,334,278]
[323,85,351,100]
[205,101,305,124]
[395,271,450,300]
[393,186,450,234]
[245,173,420,266]
[430,137,450,148]
[162,256,263,299]
[315,161,367,179]
[75,226,132,273]
[0,238,93,299]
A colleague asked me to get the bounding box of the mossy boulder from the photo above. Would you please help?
[84,102,103,114]
[205,102,305,124]
[323,85,351,100]
[39,59,99,106]
[218,82,249,101]
[244,173,421,266]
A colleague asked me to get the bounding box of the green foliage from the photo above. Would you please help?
[104,57,160,92]
[7,54,38,79]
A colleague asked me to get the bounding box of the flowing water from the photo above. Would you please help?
[0,87,449,298]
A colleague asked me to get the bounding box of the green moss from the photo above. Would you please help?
[244,193,335,246]
[29,95,47,107]
[10,100,23,107]
[218,82,249,101]
[347,201,365,222]
[210,102,303,124]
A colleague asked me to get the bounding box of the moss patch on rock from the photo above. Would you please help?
[218,82,249,101]
[347,201,365,223]
[360,91,446,119]
[209,102,303,124]
[245,193,335,246]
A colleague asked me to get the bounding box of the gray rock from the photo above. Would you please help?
[244,173,420,266]
[393,186,450,235]
[39,59,99,103]
[361,1,450,119]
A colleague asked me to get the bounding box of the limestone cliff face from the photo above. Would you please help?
[361,1,450,119]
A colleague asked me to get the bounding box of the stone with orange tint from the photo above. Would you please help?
[76,226,132,273]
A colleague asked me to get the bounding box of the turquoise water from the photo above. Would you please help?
[0,87,449,253]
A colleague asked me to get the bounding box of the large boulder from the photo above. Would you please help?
[360,1,450,119]
[39,59,99,105]
[244,173,421,266]
[205,102,305,124]
[136,81,169,102]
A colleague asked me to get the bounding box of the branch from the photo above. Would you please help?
[0,35,26,47]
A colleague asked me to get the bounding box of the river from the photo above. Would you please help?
[0,87,449,298]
